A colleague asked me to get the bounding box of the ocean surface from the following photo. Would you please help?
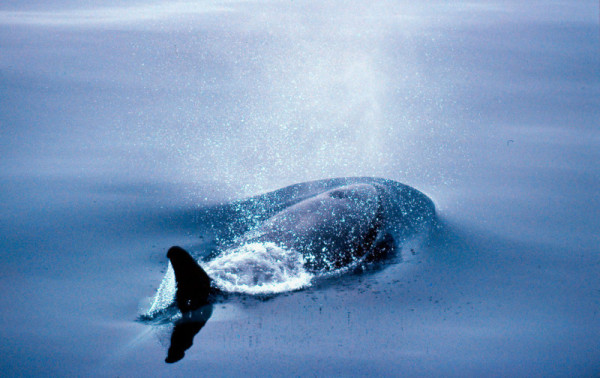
[1,0,599,376]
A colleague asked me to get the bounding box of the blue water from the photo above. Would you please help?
[1,0,599,376]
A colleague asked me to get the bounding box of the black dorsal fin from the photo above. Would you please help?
[167,246,212,312]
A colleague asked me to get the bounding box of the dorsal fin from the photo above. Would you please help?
[167,246,212,312]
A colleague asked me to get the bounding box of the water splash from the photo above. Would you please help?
[145,262,176,318]
[205,242,314,295]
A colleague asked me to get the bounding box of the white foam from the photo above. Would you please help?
[205,242,314,295]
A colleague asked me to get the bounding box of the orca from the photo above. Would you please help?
[154,177,435,363]
[165,179,435,313]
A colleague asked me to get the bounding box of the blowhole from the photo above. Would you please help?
[329,190,348,199]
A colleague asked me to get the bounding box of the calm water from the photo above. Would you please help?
[1,0,599,376]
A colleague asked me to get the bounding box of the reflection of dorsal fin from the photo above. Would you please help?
[167,246,212,312]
